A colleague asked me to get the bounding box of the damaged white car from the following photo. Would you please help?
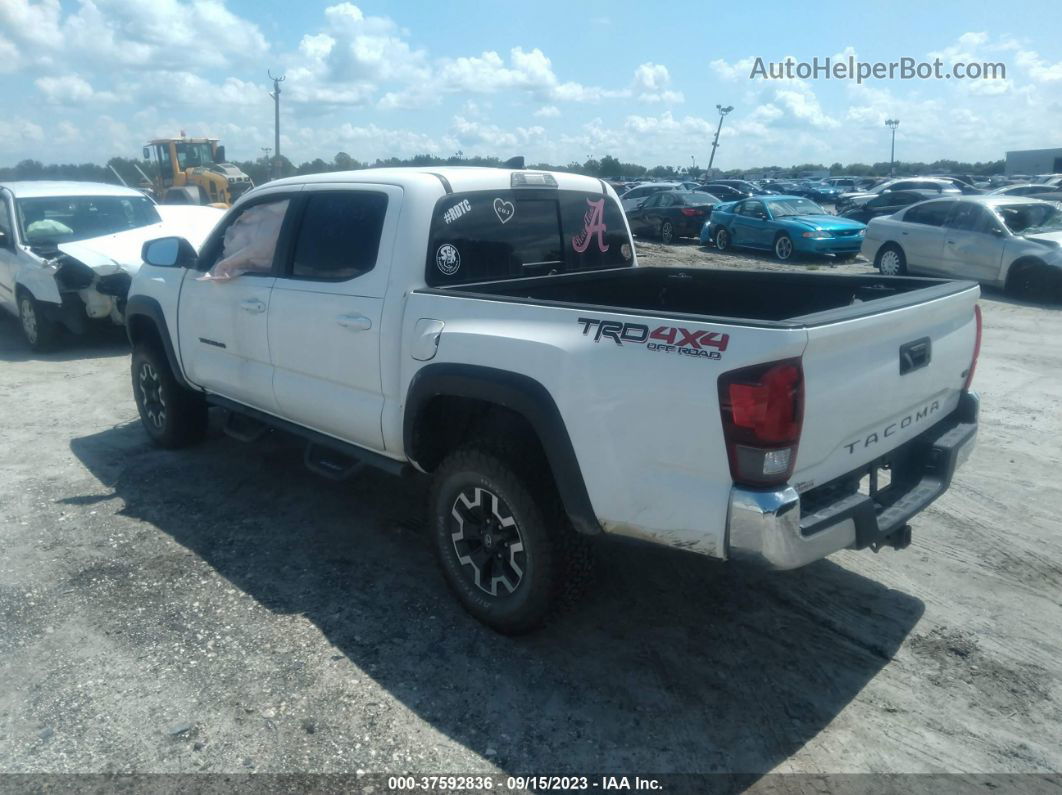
[0,181,222,350]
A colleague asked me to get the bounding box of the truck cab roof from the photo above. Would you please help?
[261,167,611,197]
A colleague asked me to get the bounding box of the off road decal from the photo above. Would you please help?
[572,198,609,254]
[577,318,729,361]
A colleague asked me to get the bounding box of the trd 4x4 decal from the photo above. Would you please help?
[577,317,730,361]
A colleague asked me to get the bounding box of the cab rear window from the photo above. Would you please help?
[425,189,632,286]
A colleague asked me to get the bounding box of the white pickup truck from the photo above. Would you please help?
[126,167,982,633]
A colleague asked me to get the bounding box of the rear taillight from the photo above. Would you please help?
[963,304,982,391]
[718,359,804,487]
[680,207,706,217]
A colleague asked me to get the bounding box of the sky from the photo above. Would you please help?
[1,0,1060,170]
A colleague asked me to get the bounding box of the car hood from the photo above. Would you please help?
[780,214,866,231]
[57,205,224,276]
[1021,230,1062,246]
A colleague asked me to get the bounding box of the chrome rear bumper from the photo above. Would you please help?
[726,393,979,570]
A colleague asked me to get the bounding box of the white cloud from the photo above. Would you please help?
[35,74,118,104]
[1,0,269,70]
[631,62,683,104]
[534,105,560,118]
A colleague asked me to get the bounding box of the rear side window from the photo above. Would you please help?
[426,189,631,286]
[292,191,388,280]
[904,200,955,226]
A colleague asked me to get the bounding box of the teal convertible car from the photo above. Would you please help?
[700,195,867,261]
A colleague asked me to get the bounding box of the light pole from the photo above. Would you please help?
[885,119,900,176]
[707,104,733,174]
[268,69,286,180]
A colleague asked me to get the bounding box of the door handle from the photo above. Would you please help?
[946,240,956,244]
[239,299,266,314]
[337,313,372,331]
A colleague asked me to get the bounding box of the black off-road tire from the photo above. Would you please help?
[17,290,61,352]
[131,344,208,449]
[429,444,591,634]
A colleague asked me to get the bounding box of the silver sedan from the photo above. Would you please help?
[860,195,1062,298]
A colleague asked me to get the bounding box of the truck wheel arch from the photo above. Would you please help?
[125,295,194,391]
[404,364,602,536]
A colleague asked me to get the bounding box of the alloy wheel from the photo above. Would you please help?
[138,362,167,431]
[661,221,674,244]
[775,235,793,260]
[450,486,526,597]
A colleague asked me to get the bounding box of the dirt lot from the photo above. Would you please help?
[1,242,1061,782]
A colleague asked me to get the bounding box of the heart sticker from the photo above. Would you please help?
[493,198,515,224]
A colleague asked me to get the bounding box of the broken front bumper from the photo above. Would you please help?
[726,392,979,570]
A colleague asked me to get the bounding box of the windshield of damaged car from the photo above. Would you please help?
[996,202,1062,234]
[16,196,161,244]
[765,197,825,217]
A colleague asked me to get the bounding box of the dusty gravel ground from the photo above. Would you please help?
[1,240,1061,783]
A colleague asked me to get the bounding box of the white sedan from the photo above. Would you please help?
[0,181,223,350]
[861,195,1062,299]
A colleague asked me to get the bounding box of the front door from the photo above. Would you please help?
[0,193,19,310]
[268,185,400,451]
[941,203,1007,282]
[732,199,769,248]
[177,193,294,412]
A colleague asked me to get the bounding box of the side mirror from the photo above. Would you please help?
[214,145,226,164]
[142,147,150,160]
[142,237,197,268]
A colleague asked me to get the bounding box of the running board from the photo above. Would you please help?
[222,410,269,443]
[204,394,409,478]
[304,443,364,481]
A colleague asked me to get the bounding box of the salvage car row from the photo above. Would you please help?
[615,177,1062,297]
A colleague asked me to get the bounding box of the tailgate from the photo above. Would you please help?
[794,284,979,491]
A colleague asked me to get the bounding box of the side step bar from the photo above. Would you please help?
[207,395,409,478]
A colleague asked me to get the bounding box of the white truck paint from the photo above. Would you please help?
[126,167,982,632]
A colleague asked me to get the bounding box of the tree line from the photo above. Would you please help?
[0,152,1006,187]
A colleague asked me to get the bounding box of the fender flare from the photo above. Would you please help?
[125,294,194,390]
[404,363,602,535]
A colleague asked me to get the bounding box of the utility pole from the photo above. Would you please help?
[885,119,900,176]
[707,104,733,174]
[268,70,285,180]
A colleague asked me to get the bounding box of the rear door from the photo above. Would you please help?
[795,285,979,491]
[177,192,295,412]
[267,184,399,451]
[896,199,956,273]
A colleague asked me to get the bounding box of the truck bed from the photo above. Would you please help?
[425,266,973,326]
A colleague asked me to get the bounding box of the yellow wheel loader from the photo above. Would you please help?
[142,136,254,207]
